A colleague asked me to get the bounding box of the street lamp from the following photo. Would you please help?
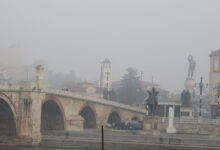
[195,77,208,118]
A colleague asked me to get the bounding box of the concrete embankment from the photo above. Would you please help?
[39,130,220,150]
[40,138,220,150]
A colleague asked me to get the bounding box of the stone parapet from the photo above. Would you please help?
[46,88,146,114]
[0,84,20,91]
[159,120,220,135]
[0,85,146,115]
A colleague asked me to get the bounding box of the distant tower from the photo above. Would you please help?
[100,58,112,91]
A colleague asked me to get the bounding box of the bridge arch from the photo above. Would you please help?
[0,97,16,136]
[107,111,121,126]
[0,93,17,119]
[79,104,97,129]
[41,97,66,131]
[132,116,140,121]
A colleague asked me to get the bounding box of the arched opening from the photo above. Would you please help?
[107,112,121,127]
[132,117,139,121]
[41,100,64,131]
[80,106,96,129]
[0,98,16,136]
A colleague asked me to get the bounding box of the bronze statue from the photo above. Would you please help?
[188,55,196,79]
[145,87,158,116]
[181,89,191,107]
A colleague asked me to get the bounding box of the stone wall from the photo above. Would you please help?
[45,93,145,129]
[46,88,146,114]
[159,121,220,135]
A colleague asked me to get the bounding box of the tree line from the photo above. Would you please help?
[103,67,147,105]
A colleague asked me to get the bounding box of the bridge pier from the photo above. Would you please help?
[16,82,45,145]
[65,115,84,131]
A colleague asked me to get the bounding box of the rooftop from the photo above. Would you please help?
[141,80,159,87]
[158,99,181,105]
[210,49,220,57]
[103,58,111,64]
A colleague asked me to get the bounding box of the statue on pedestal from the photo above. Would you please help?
[182,55,196,107]
[145,88,158,116]
[143,88,160,136]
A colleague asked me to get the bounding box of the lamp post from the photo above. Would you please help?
[199,77,204,117]
[196,77,208,120]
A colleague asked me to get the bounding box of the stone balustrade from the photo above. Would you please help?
[0,83,146,114]
[46,88,146,114]
[0,84,20,91]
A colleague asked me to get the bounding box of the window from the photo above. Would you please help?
[216,73,220,79]
[181,112,190,116]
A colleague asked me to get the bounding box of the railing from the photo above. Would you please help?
[0,84,20,91]
[46,88,147,114]
[159,117,220,125]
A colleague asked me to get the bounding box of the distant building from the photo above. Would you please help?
[68,82,101,98]
[156,99,181,118]
[0,44,22,83]
[0,45,49,86]
[209,49,220,118]
[180,107,194,119]
[0,68,9,84]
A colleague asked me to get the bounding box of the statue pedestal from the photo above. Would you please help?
[184,78,196,93]
[142,116,160,136]
[166,125,176,134]
[198,116,202,123]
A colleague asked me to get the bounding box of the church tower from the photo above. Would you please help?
[100,58,112,91]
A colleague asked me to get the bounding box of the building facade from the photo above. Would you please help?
[68,82,101,98]
[156,99,181,118]
[209,49,220,118]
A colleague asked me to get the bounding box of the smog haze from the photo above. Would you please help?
[0,0,220,93]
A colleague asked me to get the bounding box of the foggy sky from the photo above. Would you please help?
[0,0,220,93]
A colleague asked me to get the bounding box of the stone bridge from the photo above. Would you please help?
[0,79,146,144]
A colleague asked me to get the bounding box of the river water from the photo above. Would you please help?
[0,146,81,150]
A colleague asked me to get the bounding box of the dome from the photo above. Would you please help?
[103,58,111,64]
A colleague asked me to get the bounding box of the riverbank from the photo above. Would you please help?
[1,130,220,150]
[39,130,220,150]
